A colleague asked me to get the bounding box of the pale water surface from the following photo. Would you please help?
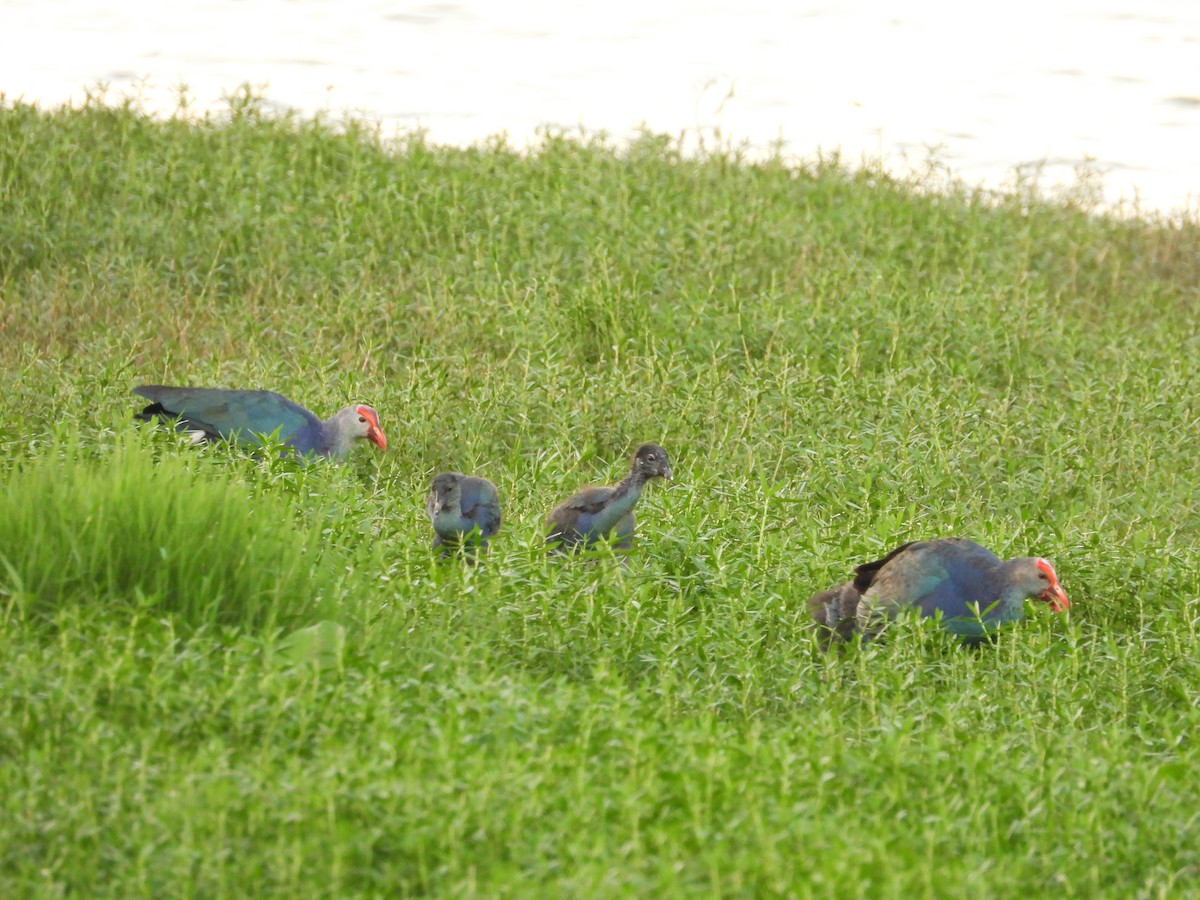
[2,0,1198,214]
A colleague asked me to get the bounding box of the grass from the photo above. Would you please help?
[0,429,347,630]
[1,89,1199,897]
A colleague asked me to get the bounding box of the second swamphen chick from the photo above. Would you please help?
[546,443,672,552]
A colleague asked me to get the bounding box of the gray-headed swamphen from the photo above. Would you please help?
[134,385,387,460]
[426,473,502,556]
[546,443,672,552]
[809,537,1070,647]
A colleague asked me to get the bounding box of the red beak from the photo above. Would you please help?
[1034,558,1069,612]
[1041,582,1070,613]
[357,406,387,451]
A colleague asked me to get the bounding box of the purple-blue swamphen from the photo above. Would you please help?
[809,537,1070,646]
[134,385,387,460]
[426,473,502,555]
[546,443,672,552]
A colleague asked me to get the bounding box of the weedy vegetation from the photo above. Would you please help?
[1,89,1198,897]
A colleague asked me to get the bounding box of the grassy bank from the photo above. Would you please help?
[1,93,1198,897]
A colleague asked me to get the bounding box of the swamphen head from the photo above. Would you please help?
[337,405,388,451]
[632,443,672,481]
[1020,557,1071,612]
[428,472,464,515]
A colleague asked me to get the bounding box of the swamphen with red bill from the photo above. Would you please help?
[546,443,672,552]
[809,537,1069,647]
[426,473,502,556]
[134,385,386,460]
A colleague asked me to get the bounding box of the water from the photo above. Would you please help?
[3,0,1198,215]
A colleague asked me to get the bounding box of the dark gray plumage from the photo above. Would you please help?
[546,443,672,552]
[426,473,502,556]
[810,538,1070,647]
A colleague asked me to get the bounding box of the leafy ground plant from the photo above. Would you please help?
[0,429,342,630]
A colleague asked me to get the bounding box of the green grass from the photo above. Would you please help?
[1,90,1199,897]
[0,429,351,630]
